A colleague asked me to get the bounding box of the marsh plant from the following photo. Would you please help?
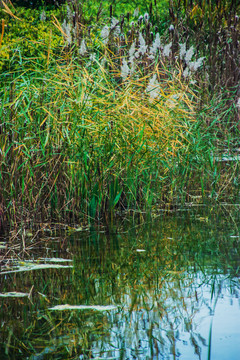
[170,0,240,124]
[0,46,198,226]
[61,1,207,85]
[0,0,240,229]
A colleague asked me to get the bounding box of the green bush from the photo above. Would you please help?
[0,6,63,71]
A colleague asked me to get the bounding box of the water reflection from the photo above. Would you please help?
[0,208,240,359]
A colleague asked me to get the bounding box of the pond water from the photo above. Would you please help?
[0,207,240,359]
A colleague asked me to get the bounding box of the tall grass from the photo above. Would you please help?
[0,1,240,228]
[0,43,198,226]
[170,0,240,123]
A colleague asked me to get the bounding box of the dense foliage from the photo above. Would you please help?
[0,0,240,228]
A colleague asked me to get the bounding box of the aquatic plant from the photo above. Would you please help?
[0,0,240,229]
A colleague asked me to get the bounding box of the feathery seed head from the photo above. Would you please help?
[189,57,205,71]
[144,13,149,22]
[101,25,110,44]
[236,98,240,109]
[67,5,74,20]
[179,43,186,60]
[146,74,161,101]
[137,33,148,56]
[129,41,136,64]
[163,42,172,57]
[185,46,194,64]
[133,8,139,17]
[110,17,121,35]
[89,53,96,62]
[62,20,72,45]
[121,59,130,80]
[79,39,87,56]
[183,67,190,78]
[130,62,136,75]
[111,18,119,28]
[149,33,161,56]
[40,10,46,22]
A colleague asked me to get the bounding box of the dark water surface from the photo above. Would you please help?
[0,207,240,359]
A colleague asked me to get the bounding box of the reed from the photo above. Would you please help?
[0,0,240,228]
[170,0,240,124]
[0,43,198,226]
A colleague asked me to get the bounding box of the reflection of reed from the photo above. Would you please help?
[0,213,239,358]
[90,272,239,359]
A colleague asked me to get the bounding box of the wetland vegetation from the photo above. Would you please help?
[0,1,240,359]
[0,0,240,228]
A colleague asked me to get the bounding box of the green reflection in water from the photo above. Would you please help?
[0,207,240,359]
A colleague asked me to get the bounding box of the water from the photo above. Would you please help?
[0,207,240,359]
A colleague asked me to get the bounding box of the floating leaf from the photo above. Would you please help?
[0,263,73,275]
[49,304,118,311]
[38,258,73,263]
[0,292,29,298]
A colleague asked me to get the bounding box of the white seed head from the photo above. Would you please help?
[163,42,172,57]
[144,13,149,22]
[40,10,46,22]
[111,17,121,36]
[148,55,155,60]
[130,61,136,75]
[121,59,130,80]
[189,57,205,71]
[66,5,74,20]
[114,26,121,36]
[111,17,118,28]
[89,53,96,62]
[129,41,136,64]
[185,46,194,64]
[149,33,161,56]
[137,33,147,56]
[169,24,174,31]
[101,25,110,44]
[183,67,190,78]
[133,8,139,17]
[236,98,240,110]
[146,74,161,101]
[179,43,186,60]
[62,20,72,45]
[79,39,87,56]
